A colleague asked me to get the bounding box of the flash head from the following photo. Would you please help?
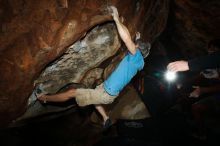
[165,71,177,82]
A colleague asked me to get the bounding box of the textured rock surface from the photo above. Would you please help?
[35,23,120,93]
[0,0,169,126]
[14,23,119,123]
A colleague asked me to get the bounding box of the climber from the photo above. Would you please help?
[37,6,151,129]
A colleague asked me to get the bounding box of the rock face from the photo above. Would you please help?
[0,0,169,126]
[35,23,120,93]
[14,23,120,123]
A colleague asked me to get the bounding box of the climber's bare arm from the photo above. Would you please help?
[110,6,136,55]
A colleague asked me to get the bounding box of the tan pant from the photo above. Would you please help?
[75,83,117,107]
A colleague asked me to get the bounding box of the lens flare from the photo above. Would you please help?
[165,71,176,82]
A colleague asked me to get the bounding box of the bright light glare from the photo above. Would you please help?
[165,71,177,81]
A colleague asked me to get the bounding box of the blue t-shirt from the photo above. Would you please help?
[104,49,144,96]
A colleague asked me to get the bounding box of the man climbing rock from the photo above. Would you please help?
[37,6,151,129]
